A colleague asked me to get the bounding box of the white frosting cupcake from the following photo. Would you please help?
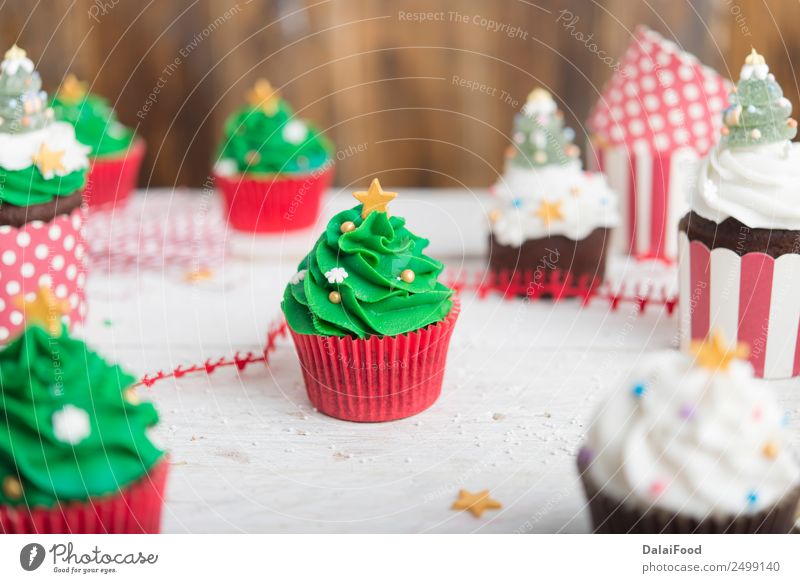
[580,334,800,520]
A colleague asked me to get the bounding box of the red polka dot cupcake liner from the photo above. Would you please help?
[214,165,333,233]
[0,459,169,534]
[0,206,88,342]
[288,299,460,422]
[85,138,145,209]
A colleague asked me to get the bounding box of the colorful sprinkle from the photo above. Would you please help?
[746,490,758,507]
[762,441,779,459]
[577,447,594,466]
[631,382,646,398]
[678,403,695,420]
[649,480,666,497]
[511,198,523,209]
[781,412,790,427]
[752,406,763,421]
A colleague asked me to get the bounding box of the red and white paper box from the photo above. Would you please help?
[0,207,88,342]
[678,233,800,379]
[587,26,731,261]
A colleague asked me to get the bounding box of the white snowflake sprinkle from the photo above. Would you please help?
[325,267,348,284]
[290,269,307,285]
[52,405,91,445]
[282,120,308,145]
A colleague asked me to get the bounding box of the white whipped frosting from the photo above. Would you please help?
[691,140,800,229]
[490,161,619,246]
[0,121,90,178]
[582,351,800,519]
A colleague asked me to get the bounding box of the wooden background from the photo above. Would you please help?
[0,0,796,188]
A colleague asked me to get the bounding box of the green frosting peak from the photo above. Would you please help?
[722,49,797,148]
[216,80,333,175]
[0,324,164,507]
[282,204,454,339]
[51,75,135,157]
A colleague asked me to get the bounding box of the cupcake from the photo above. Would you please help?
[214,79,334,233]
[282,178,458,422]
[0,45,90,343]
[0,287,168,533]
[587,26,731,261]
[578,331,800,533]
[51,74,144,208]
[488,89,619,295]
[678,50,800,379]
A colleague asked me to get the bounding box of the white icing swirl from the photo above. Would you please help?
[490,162,619,246]
[582,351,800,519]
[0,121,90,178]
[691,141,800,229]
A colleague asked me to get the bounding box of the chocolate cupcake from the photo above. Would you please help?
[578,331,800,533]
[488,89,618,295]
[0,45,90,342]
[678,50,800,378]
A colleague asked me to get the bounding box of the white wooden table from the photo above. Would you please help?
[83,189,800,533]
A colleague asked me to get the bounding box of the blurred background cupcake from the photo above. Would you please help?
[0,288,168,534]
[51,73,145,209]
[282,178,458,422]
[679,50,800,379]
[0,45,89,343]
[577,331,800,533]
[587,26,730,262]
[488,88,618,296]
[214,78,334,233]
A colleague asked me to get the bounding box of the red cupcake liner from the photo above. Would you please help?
[289,299,460,422]
[0,206,88,343]
[85,138,146,209]
[0,460,169,534]
[214,165,333,233]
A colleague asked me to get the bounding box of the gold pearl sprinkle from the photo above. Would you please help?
[124,388,140,405]
[763,441,779,459]
[533,151,547,164]
[570,185,581,196]
[329,291,341,304]
[488,209,502,223]
[400,269,416,283]
[340,221,356,234]
[245,150,261,165]
[750,128,762,140]
[2,475,22,500]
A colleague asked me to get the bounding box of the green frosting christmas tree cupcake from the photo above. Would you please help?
[51,73,145,208]
[214,79,335,233]
[0,287,168,533]
[282,179,459,422]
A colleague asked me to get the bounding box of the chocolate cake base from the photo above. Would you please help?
[488,228,611,295]
[0,191,83,228]
[578,456,800,533]
[679,211,800,258]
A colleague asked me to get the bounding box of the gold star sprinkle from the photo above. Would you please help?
[246,79,280,116]
[4,44,26,61]
[745,48,765,66]
[691,330,749,372]
[353,178,397,219]
[452,489,502,518]
[58,73,87,104]
[32,143,66,177]
[13,286,70,337]
[534,199,564,227]
[2,475,23,500]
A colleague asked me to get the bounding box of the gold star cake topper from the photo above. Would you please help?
[246,78,280,116]
[353,178,397,218]
[534,199,564,227]
[691,329,749,372]
[58,73,87,104]
[452,489,502,518]
[13,286,70,337]
[32,143,66,177]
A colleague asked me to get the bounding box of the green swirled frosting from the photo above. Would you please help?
[51,91,135,157]
[0,167,86,206]
[0,324,164,507]
[282,205,454,339]
[217,85,332,175]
